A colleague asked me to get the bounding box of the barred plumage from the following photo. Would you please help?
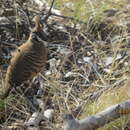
[0,16,47,99]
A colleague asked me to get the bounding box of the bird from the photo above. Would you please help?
[0,15,47,99]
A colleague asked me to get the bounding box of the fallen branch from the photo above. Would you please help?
[63,100,130,130]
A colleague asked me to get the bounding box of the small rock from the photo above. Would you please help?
[45,70,52,76]
[104,56,113,66]
[65,72,75,78]
[57,47,72,55]
[103,68,111,73]
[44,109,54,120]
[83,57,92,63]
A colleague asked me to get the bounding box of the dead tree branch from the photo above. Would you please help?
[63,100,130,130]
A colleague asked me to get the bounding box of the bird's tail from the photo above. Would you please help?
[0,76,11,100]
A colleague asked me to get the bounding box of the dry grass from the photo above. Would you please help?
[0,0,130,129]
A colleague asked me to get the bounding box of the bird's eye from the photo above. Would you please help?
[32,34,37,39]
[31,21,35,28]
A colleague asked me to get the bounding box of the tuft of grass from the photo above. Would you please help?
[54,0,128,23]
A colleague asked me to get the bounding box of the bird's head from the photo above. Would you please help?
[32,15,43,32]
[29,15,48,43]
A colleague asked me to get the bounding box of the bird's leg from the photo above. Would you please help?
[24,96,38,112]
[23,79,40,112]
[35,75,45,98]
[13,84,24,95]
[13,81,39,112]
